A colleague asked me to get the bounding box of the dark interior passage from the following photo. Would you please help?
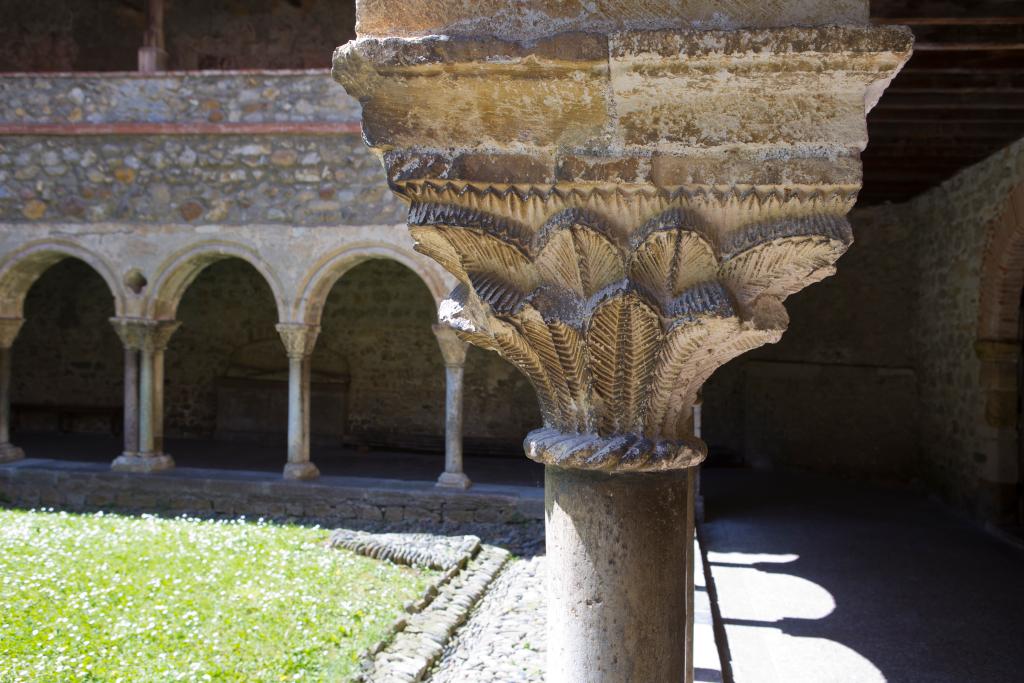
[11,258,121,443]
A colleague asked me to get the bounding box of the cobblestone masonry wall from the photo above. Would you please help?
[910,139,1024,508]
[0,72,360,125]
[0,134,401,227]
[0,0,355,72]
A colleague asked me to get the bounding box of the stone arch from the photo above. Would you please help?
[0,239,127,318]
[978,182,1024,342]
[146,240,288,321]
[294,242,449,326]
[975,182,1024,520]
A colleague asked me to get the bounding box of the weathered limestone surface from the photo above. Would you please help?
[545,467,694,681]
[334,2,911,680]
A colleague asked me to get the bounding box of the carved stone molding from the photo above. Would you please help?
[150,321,181,352]
[334,10,912,474]
[276,323,320,360]
[0,318,25,349]
[109,318,180,352]
[109,317,156,351]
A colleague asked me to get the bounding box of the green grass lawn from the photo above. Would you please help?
[0,509,437,682]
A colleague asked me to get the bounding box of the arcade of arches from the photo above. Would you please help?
[1,246,542,486]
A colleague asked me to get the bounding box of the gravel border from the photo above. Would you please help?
[330,529,513,682]
[328,529,482,571]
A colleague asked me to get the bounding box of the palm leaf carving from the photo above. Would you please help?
[587,291,661,434]
[489,317,559,419]
[720,215,852,305]
[419,200,850,470]
[631,229,718,306]
[645,283,740,434]
[534,226,625,299]
[549,320,591,431]
[517,306,577,428]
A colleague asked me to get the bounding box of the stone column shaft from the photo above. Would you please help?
[138,0,167,72]
[546,467,695,682]
[433,324,471,489]
[138,347,155,456]
[122,347,140,457]
[110,318,175,473]
[149,321,179,458]
[278,323,320,480]
[0,318,25,463]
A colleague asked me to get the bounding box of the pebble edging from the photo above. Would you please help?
[328,529,481,571]
[328,529,512,682]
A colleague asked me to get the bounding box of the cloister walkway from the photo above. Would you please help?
[10,434,544,487]
[701,469,1024,683]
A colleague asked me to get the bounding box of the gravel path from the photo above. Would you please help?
[427,556,547,683]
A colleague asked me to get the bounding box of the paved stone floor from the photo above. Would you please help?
[701,469,1024,683]
[428,556,546,682]
[11,433,544,486]
[425,539,723,683]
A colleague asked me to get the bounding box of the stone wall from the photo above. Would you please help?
[703,201,921,481]
[0,72,359,125]
[0,462,545,525]
[910,139,1024,511]
[0,0,355,72]
[0,133,400,226]
[0,71,403,228]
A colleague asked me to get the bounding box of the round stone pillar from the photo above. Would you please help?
[546,466,695,682]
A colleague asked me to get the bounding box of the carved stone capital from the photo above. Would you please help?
[0,318,25,349]
[276,323,320,360]
[109,318,179,352]
[432,324,468,368]
[150,321,181,352]
[334,7,912,473]
[109,318,155,352]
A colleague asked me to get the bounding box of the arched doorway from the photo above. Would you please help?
[977,182,1024,527]
[9,258,122,461]
[312,258,543,485]
[313,259,444,476]
[162,257,287,470]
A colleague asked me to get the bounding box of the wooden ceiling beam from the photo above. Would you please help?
[871,0,1024,24]
[911,23,1024,50]
[887,72,1024,90]
[878,92,1024,107]
[874,17,1024,26]
[869,110,1024,122]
